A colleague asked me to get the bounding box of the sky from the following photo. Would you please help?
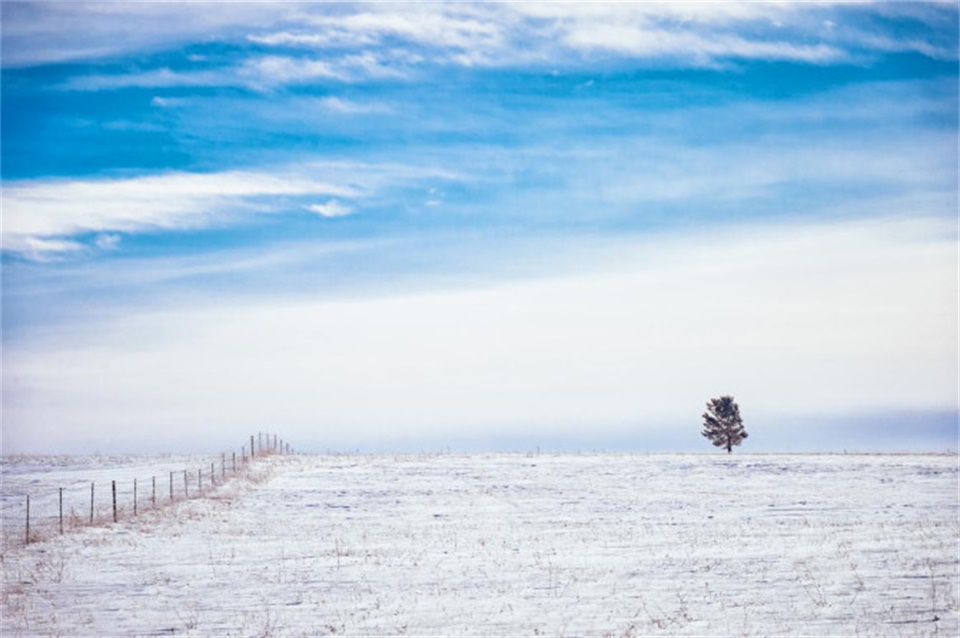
[1,1,958,455]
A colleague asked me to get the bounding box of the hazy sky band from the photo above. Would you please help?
[2,2,957,453]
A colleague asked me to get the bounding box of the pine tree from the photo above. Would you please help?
[701,395,748,453]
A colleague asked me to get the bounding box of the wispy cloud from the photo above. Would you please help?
[560,27,843,65]
[317,96,391,115]
[1,2,292,67]
[307,199,354,218]
[94,234,122,251]
[2,169,357,255]
[236,52,412,89]
[247,3,954,68]
[3,161,465,257]
[9,2,955,78]
[65,67,233,91]
[64,53,414,92]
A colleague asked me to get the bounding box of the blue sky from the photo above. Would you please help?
[2,2,958,454]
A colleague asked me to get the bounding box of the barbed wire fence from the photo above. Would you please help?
[3,433,294,548]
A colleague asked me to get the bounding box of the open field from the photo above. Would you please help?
[2,452,958,636]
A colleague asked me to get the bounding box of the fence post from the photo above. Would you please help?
[170,472,174,502]
[59,487,64,535]
[152,476,157,508]
[222,453,226,478]
[184,470,188,497]
[90,482,95,524]
[25,495,30,545]
[112,480,117,523]
[197,467,202,492]
[211,462,215,486]
[252,435,256,458]
[134,478,138,517]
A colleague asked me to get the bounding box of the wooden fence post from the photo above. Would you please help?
[90,482,95,524]
[222,453,226,478]
[211,462,215,486]
[170,472,174,502]
[184,470,188,497]
[152,476,157,508]
[134,478,138,517]
[25,495,30,545]
[197,467,202,492]
[59,487,64,535]
[111,480,117,523]
[251,435,256,458]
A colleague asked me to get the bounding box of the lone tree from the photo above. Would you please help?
[701,395,748,453]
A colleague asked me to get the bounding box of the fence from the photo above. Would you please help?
[5,433,294,548]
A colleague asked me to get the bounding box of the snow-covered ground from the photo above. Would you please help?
[2,452,957,636]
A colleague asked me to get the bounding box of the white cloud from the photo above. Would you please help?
[1,2,294,68]
[560,25,844,64]
[66,52,415,92]
[2,162,466,257]
[317,96,390,114]
[236,51,415,90]
[7,236,87,261]
[95,234,122,251]
[236,55,350,87]
[248,29,378,50]
[66,67,231,91]
[307,200,354,218]
[7,2,953,74]
[4,215,956,452]
[2,169,359,255]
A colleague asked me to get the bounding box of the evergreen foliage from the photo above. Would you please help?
[701,395,748,453]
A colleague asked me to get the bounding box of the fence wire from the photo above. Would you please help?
[1,433,293,548]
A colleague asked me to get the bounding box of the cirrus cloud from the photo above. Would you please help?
[307,200,354,218]
[6,2,955,77]
[2,169,357,256]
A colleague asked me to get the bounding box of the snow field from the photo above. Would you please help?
[2,453,958,636]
